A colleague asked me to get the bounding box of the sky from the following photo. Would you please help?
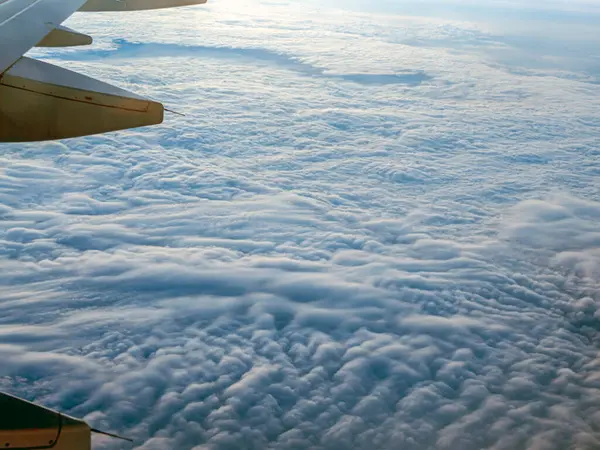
[1,0,600,449]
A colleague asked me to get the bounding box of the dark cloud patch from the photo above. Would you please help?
[44,39,433,86]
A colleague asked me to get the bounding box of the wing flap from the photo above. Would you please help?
[36,25,93,47]
[0,57,164,142]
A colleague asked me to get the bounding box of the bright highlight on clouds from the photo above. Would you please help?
[1,0,600,449]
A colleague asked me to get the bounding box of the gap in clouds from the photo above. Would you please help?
[42,39,434,87]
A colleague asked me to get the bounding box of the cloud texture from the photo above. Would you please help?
[1,0,600,449]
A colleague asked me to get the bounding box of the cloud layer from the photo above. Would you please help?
[2,1,600,449]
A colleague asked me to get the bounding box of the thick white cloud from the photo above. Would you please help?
[2,0,600,449]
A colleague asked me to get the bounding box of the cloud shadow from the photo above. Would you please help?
[43,39,433,86]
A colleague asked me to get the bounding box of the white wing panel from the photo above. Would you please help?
[0,0,89,73]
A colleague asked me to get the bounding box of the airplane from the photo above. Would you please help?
[0,0,207,447]
[0,390,135,449]
[0,0,207,143]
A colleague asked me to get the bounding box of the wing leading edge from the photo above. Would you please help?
[0,0,207,142]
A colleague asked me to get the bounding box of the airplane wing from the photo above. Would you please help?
[0,390,132,449]
[0,0,207,142]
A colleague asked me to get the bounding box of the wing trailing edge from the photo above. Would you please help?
[36,25,93,47]
[0,391,92,450]
[0,57,164,142]
[0,391,132,449]
[79,0,207,11]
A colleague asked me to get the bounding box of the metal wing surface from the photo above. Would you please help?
[0,0,207,142]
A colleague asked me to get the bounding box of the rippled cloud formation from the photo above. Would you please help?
[1,1,600,449]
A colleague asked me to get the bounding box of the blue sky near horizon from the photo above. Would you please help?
[1,0,600,449]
